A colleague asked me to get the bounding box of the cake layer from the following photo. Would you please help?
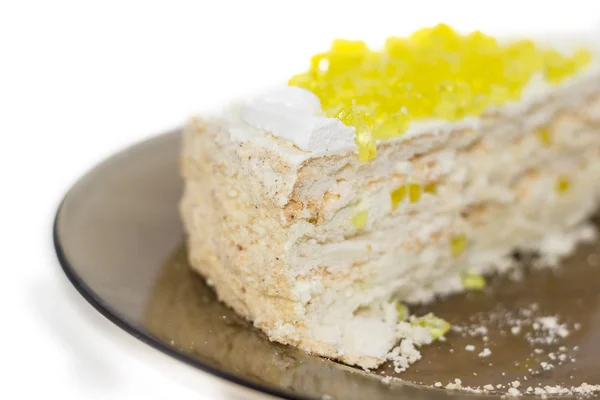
[180,32,600,369]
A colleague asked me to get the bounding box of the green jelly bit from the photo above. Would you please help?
[396,303,409,322]
[413,313,451,340]
[461,269,486,290]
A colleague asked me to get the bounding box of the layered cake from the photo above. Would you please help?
[179,25,600,369]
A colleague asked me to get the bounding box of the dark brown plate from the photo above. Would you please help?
[53,130,600,399]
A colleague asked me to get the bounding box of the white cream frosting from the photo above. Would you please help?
[239,89,356,153]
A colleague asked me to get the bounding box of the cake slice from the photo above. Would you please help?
[179,25,600,369]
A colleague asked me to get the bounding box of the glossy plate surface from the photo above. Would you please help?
[54,131,600,399]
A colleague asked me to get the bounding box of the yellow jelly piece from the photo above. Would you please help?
[330,39,368,54]
[310,53,329,73]
[351,210,368,229]
[356,131,377,162]
[413,313,451,340]
[287,24,592,163]
[373,112,410,140]
[537,126,552,145]
[489,85,511,106]
[407,183,421,203]
[391,185,407,210]
[333,107,355,126]
[543,50,581,84]
[333,106,378,162]
[461,269,486,290]
[450,234,467,257]
[424,182,437,194]
[555,176,571,194]
[390,183,422,210]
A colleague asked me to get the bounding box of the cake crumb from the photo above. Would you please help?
[540,361,554,371]
[512,380,521,388]
[478,348,492,357]
[534,387,546,396]
[544,386,561,395]
[474,326,488,335]
[446,378,463,390]
[507,387,521,396]
[484,384,494,391]
[535,316,570,341]
[434,381,442,387]
[573,383,600,395]
[387,337,422,373]
[465,344,476,352]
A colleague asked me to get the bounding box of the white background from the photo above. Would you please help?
[1,1,599,399]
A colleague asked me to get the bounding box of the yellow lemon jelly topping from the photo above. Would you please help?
[288,24,592,161]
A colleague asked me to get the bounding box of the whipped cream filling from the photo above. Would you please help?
[224,37,600,167]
